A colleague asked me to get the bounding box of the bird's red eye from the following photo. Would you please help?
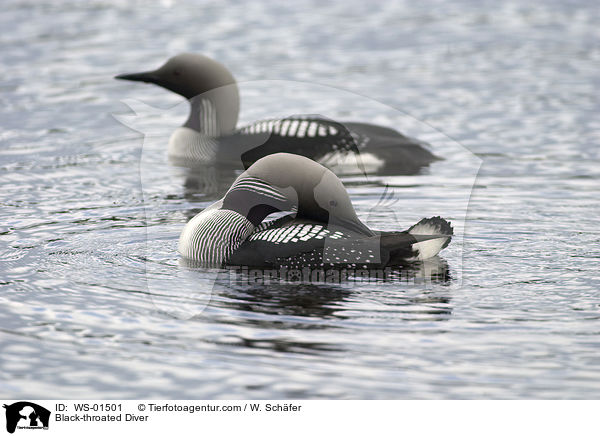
[173,69,181,76]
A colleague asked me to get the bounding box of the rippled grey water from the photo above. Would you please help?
[1,0,599,399]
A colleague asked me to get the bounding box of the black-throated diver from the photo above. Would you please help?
[178,153,452,268]
[115,53,440,175]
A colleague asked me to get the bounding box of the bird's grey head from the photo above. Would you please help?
[239,153,374,236]
[115,53,240,134]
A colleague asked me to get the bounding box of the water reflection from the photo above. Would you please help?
[179,256,452,320]
[175,259,453,355]
[175,162,242,204]
[215,280,352,320]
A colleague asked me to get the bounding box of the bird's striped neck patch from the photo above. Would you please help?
[227,176,288,203]
[178,208,254,266]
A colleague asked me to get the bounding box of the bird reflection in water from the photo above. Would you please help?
[178,258,453,354]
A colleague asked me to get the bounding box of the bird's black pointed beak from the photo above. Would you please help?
[114,70,160,83]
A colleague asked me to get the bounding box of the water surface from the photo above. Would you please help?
[1,0,599,398]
